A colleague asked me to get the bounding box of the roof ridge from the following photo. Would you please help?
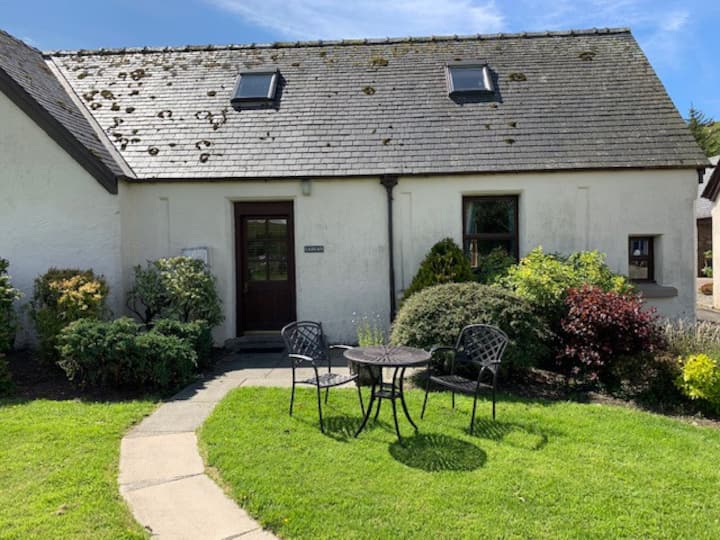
[44,26,631,57]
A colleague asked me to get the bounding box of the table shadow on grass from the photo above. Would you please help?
[470,418,550,451]
[389,433,487,472]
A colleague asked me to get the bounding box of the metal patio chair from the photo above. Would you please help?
[421,324,508,433]
[281,321,364,433]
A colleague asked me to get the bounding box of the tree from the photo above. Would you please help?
[688,107,720,157]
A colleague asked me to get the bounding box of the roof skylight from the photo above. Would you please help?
[231,69,279,108]
[447,63,494,96]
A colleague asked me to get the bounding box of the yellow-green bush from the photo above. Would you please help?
[31,269,109,363]
[677,354,720,412]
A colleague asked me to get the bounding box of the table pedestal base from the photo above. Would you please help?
[354,366,417,443]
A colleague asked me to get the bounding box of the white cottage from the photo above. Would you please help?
[0,27,708,344]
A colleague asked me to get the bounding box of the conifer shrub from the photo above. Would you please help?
[402,238,474,301]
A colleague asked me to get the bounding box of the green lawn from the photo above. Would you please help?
[0,399,155,540]
[200,387,720,539]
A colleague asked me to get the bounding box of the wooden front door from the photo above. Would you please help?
[235,202,295,333]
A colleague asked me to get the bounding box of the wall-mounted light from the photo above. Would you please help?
[301,179,312,196]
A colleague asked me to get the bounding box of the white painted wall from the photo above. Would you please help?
[121,168,696,345]
[121,179,389,343]
[395,169,697,321]
[0,92,123,345]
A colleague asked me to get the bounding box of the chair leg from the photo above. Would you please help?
[421,372,431,419]
[316,385,325,433]
[451,391,456,409]
[289,382,296,416]
[356,381,365,415]
[470,391,479,435]
[374,396,382,421]
[492,373,497,420]
[324,387,330,405]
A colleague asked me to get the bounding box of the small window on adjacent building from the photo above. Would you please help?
[231,70,279,108]
[463,196,518,268]
[629,236,654,282]
[447,63,494,96]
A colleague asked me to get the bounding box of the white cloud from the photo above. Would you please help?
[207,0,504,40]
[511,0,690,67]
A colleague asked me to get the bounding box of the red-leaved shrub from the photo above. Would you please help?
[558,285,663,383]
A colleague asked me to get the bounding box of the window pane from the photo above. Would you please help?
[630,238,650,257]
[246,219,267,240]
[629,260,649,280]
[450,66,488,92]
[248,259,267,281]
[464,239,515,268]
[236,73,274,99]
[268,258,288,281]
[465,199,515,235]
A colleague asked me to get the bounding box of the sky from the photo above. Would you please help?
[2,0,719,119]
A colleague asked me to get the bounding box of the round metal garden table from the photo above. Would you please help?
[344,345,431,442]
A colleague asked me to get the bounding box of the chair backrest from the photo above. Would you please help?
[455,324,509,368]
[280,321,328,363]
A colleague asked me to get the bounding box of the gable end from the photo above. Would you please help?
[0,66,117,194]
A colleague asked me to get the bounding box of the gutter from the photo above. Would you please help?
[381,174,399,321]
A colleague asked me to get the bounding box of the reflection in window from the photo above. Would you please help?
[245,218,288,281]
[463,196,518,268]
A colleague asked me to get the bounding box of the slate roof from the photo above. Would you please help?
[0,29,123,190]
[43,27,706,181]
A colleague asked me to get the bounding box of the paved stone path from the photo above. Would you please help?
[119,352,351,539]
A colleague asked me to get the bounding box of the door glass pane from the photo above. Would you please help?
[246,219,267,240]
[268,258,288,281]
[248,258,267,281]
[267,219,287,238]
[465,199,515,234]
[267,240,287,258]
[247,240,267,259]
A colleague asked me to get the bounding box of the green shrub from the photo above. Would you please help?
[31,269,109,363]
[57,317,139,388]
[134,332,197,390]
[128,257,223,327]
[153,318,213,369]
[0,354,13,396]
[391,282,550,369]
[57,317,197,391]
[0,258,22,353]
[677,353,720,413]
[499,248,630,321]
[402,238,474,301]
[474,247,515,284]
